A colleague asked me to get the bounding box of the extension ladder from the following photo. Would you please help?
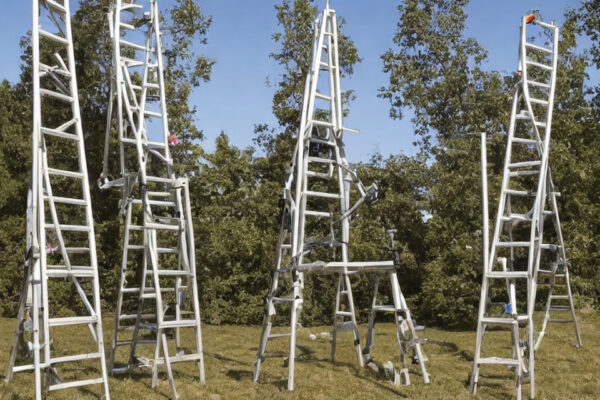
[5,1,110,399]
[253,1,429,391]
[100,1,204,398]
[469,14,581,400]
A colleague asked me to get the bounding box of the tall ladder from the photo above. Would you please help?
[100,1,204,398]
[253,1,429,391]
[469,14,581,400]
[5,1,110,399]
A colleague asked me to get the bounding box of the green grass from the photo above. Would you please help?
[0,310,598,399]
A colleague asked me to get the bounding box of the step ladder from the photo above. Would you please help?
[253,1,429,391]
[100,1,204,398]
[469,14,581,400]
[4,1,110,399]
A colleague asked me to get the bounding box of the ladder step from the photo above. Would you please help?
[155,353,204,365]
[48,378,105,392]
[496,241,531,248]
[39,63,71,78]
[509,170,539,177]
[145,222,180,231]
[480,316,527,325]
[305,190,340,199]
[311,120,334,128]
[504,189,535,197]
[120,57,144,67]
[525,42,553,55]
[508,160,541,168]
[39,29,69,46]
[131,199,176,207]
[305,210,331,218]
[512,137,538,145]
[527,80,552,89]
[44,0,67,14]
[115,339,157,347]
[40,88,73,103]
[487,271,529,279]
[526,60,553,71]
[48,316,98,327]
[315,92,332,101]
[146,175,172,184]
[501,213,531,223]
[307,156,335,164]
[144,110,163,118]
[336,311,354,317]
[41,124,79,141]
[120,39,146,52]
[51,352,101,364]
[119,22,135,31]
[44,223,90,232]
[160,319,199,329]
[146,140,166,149]
[65,247,90,253]
[148,269,190,277]
[477,357,520,366]
[43,195,87,206]
[119,313,156,321]
[145,82,160,90]
[530,97,550,106]
[268,333,292,339]
[309,137,335,146]
[306,171,331,179]
[550,295,569,300]
[272,297,294,303]
[47,168,83,179]
[46,266,95,278]
[372,305,399,313]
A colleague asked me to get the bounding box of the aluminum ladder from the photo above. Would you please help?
[100,1,204,398]
[253,0,429,391]
[5,1,110,398]
[469,14,581,400]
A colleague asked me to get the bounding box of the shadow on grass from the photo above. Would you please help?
[226,369,253,381]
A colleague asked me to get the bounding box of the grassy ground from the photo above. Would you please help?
[0,310,598,400]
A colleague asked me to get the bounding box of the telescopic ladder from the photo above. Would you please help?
[5,1,110,399]
[100,1,204,398]
[253,1,429,391]
[469,14,581,400]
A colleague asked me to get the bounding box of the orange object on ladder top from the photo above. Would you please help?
[525,14,535,24]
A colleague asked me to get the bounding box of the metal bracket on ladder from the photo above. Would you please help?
[101,1,205,398]
[5,1,110,399]
[252,1,429,392]
[469,14,581,400]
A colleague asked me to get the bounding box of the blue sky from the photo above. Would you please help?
[0,1,586,161]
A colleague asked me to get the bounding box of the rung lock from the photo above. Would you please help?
[471,15,581,400]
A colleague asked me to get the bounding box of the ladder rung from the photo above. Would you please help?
[40,88,73,103]
[495,241,531,248]
[131,199,176,207]
[305,190,340,199]
[41,126,79,141]
[119,314,156,321]
[481,316,527,325]
[148,191,172,198]
[305,210,330,218]
[487,271,529,279]
[144,110,163,118]
[268,333,291,339]
[509,170,539,177]
[44,223,90,232]
[147,140,166,149]
[525,42,553,54]
[145,222,180,231]
[309,137,335,146]
[526,60,553,71]
[527,80,552,89]
[501,213,531,223]
[307,156,335,164]
[43,195,87,206]
[119,22,135,30]
[51,352,101,364]
[372,305,400,312]
[512,137,538,145]
[306,171,331,179]
[39,29,69,46]
[148,269,190,277]
[121,57,144,67]
[477,357,520,366]
[272,297,294,303]
[48,378,105,392]
[336,311,353,317]
[155,353,204,365]
[533,20,557,30]
[504,189,535,197]
[160,319,199,329]
[65,247,90,253]
[311,120,334,128]
[315,92,332,101]
[145,82,160,89]
[48,316,98,327]
[529,97,549,106]
[46,267,95,278]
[508,160,541,168]
[120,39,146,52]
[551,295,569,300]
[146,175,172,184]
[39,63,71,78]
[47,167,83,179]
[44,0,67,14]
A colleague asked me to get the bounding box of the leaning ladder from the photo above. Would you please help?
[100,1,204,398]
[253,1,429,391]
[5,1,110,399]
[469,14,581,400]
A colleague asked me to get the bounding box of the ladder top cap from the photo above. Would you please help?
[525,14,536,24]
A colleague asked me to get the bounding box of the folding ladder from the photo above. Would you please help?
[100,1,204,398]
[469,14,581,400]
[5,1,110,399]
[253,1,429,391]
